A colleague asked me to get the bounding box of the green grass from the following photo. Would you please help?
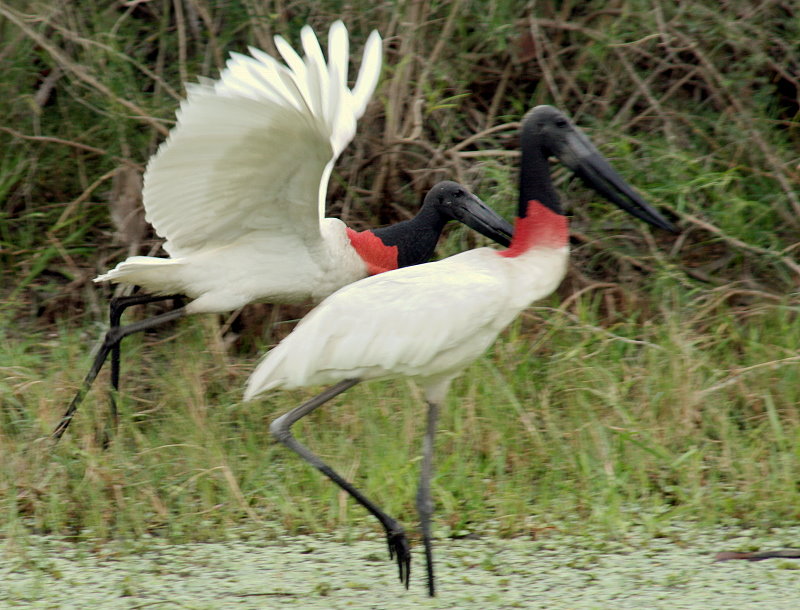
[1,0,799,550]
[1,287,798,546]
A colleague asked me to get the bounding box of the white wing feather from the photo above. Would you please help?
[244,241,571,400]
[142,21,382,258]
[351,30,382,117]
[245,249,523,399]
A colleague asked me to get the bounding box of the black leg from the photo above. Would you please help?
[416,400,439,597]
[51,306,187,442]
[107,293,178,429]
[269,379,412,589]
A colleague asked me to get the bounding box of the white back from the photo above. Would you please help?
[244,244,570,399]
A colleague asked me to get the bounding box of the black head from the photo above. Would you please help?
[520,105,677,233]
[423,180,514,247]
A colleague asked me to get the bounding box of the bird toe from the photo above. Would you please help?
[386,529,411,588]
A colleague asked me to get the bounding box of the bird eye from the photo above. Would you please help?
[455,189,465,198]
[555,118,568,128]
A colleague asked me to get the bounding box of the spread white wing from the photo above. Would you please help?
[142,21,382,258]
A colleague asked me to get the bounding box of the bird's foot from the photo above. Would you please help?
[386,528,411,589]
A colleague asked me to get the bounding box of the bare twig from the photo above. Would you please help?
[0,2,169,136]
[699,356,800,398]
[0,126,143,169]
[38,13,182,101]
[173,0,188,86]
[683,213,800,279]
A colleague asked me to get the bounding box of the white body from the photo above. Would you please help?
[245,241,569,404]
[95,22,382,313]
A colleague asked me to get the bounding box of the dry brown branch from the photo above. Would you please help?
[55,167,119,227]
[527,18,565,108]
[108,165,146,254]
[682,213,800,280]
[698,356,800,398]
[612,48,678,144]
[450,122,519,152]
[3,0,797,326]
[484,60,513,130]
[558,282,619,312]
[241,0,276,56]
[537,305,666,351]
[173,0,188,86]
[33,66,62,107]
[0,126,143,169]
[187,0,223,71]
[456,150,520,159]
[36,11,182,102]
[0,2,169,136]
[412,0,466,108]
[670,28,800,222]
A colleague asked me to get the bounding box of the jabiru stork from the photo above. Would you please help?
[51,22,514,440]
[244,105,677,596]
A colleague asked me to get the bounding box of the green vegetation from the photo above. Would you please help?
[1,0,798,549]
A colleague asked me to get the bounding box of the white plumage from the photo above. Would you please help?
[52,22,515,443]
[244,194,572,598]
[244,240,568,404]
[242,105,676,596]
[95,21,382,313]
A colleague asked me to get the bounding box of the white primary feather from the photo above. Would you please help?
[96,22,383,312]
[351,30,382,117]
[143,21,381,257]
[244,243,570,402]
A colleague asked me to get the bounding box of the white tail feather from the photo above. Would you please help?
[94,256,186,295]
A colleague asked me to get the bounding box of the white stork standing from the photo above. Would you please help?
[244,105,677,596]
[52,22,514,440]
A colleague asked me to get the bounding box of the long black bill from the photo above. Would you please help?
[451,191,515,247]
[556,127,678,234]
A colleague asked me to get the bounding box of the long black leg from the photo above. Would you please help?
[416,400,440,597]
[52,306,187,441]
[107,293,179,430]
[269,379,412,589]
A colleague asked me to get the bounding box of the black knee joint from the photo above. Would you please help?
[104,328,124,348]
[269,416,291,443]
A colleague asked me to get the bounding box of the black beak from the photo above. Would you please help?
[452,191,515,247]
[556,129,678,234]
